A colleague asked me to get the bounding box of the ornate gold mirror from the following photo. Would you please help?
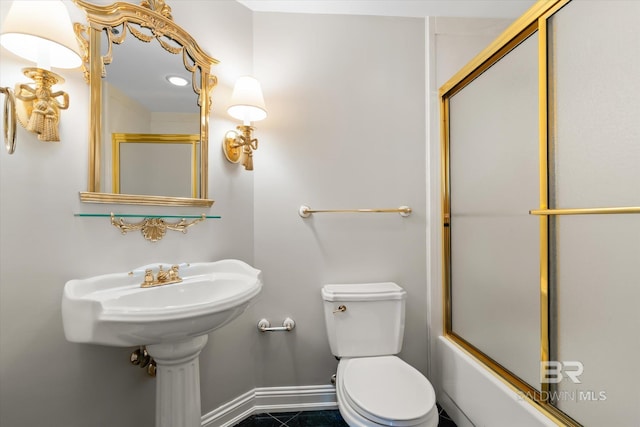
[73,0,217,207]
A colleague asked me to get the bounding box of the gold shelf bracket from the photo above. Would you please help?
[109,213,207,242]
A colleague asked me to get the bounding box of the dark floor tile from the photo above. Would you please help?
[439,416,458,427]
[235,405,457,426]
[438,405,458,427]
[270,411,301,424]
[260,414,287,426]
[234,413,283,427]
[288,410,349,427]
[233,415,256,427]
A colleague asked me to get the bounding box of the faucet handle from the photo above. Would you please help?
[169,265,180,280]
[143,269,154,286]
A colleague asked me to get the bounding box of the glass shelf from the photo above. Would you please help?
[74,213,221,219]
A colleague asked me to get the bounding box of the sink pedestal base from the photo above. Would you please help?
[147,335,209,427]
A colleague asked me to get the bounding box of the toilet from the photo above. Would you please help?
[322,282,438,427]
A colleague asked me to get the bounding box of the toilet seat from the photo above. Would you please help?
[337,356,437,427]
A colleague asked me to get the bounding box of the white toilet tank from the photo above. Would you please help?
[322,282,407,358]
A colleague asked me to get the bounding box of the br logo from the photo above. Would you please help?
[540,361,584,384]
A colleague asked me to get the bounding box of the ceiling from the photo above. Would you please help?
[93,0,537,114]
[236,0,537,19]
[75,0,536,19]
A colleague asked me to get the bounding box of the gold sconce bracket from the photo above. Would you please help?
[222,125,257,171]
[0,67,69,153]
[223,130,243,164]
[110,213,206,242]
[14,68,69,142]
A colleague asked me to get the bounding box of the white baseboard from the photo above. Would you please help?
[202,385,339,427]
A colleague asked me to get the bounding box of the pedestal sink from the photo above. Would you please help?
[61,259,262,427]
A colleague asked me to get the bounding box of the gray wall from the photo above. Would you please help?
[252,12,427,386]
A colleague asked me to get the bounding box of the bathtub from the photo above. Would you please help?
[436,336,557,427]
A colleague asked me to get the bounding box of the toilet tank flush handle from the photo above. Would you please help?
[333,305,347,314]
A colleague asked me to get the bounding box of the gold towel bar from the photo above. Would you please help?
[529,207,640,216]
[298,205,412,218]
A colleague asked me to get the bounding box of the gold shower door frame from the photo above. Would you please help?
[440,0,640,425]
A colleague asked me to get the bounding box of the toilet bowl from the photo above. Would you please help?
[336,356,438,427]
[322,283,438,427]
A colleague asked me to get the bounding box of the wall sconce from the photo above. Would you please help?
[222,76,267,171]
[0,0,82,152]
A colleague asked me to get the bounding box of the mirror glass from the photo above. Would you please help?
[112,133,200,198]
[74,0,218,207]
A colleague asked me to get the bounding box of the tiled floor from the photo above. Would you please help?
[233,410,347,427]
[233,406,458,426]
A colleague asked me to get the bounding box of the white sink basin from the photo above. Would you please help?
[62,259,262,427]
[62,259,262,347]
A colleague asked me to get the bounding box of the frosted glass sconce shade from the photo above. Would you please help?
[227,76,267,124]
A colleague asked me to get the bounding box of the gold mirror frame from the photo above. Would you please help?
[74,0,217,207]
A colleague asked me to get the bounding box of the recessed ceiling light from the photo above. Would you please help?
[166,75,189,87]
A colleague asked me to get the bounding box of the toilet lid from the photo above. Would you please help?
[341,356,436,426]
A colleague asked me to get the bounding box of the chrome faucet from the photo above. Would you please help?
[139,265,183,288]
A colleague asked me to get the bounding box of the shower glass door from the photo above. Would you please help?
[546,1,640,425]
[447,30,541,390]
[441,0,640,425]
